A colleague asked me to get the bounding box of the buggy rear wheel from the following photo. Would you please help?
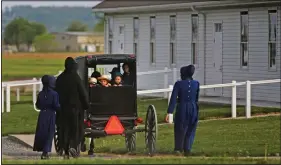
[125,130,136,153]
[144,105,158,156]
[54,125,63,156]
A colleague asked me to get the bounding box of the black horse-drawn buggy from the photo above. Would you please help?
[54,54,158,156]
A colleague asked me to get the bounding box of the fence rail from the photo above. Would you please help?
[1,69,280,119]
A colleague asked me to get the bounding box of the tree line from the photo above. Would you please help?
[3,17,104,52]
[2,6,102,32]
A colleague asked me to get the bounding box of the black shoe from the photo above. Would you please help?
[57,149,63,156]
[69,148,78,158]
[41,152,49,160]
[184,151,191,157]
[88,150,94,156]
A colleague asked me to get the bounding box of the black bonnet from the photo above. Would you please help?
[41,75,49,86]
[64,57,78,71]
[180,65,195,80]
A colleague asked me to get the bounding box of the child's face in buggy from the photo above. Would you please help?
[100,79,108,86]
[115,76,122,84]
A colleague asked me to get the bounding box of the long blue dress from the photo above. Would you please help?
[167,77,200,153]
[33,76,60,153]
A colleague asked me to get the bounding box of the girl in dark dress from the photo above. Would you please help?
[33,75,60,159]
[166,65,200,156]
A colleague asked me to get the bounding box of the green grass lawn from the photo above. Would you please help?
[2,95,280,162]
[2,95,280,136]
[2,116,281,163]
[90,116,280,157]
[2,58,65,81]
[3,157,281,164]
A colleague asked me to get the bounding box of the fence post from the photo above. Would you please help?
[246,80,251,118]
[168,85,173,105]
[231,81,237,118]
[16,88,20,102]
[39,78,43,91]
[2,87,4,113]
[6,84,11,113]
[164,67,168,98]
[173,67,177,84]
[33,78,37,105]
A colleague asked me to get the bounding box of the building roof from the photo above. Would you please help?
[93,0,206,9]
[92,0,280,13]
[51,32,104,36]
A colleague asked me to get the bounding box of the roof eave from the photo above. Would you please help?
[92,0,280,13]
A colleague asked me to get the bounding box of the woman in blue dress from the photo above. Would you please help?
[33,75,60,159]
[166,65,200,156]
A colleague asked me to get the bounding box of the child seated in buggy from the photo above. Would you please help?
[89,77,98,87]
[98,75,111,87]
[112,72,123,87]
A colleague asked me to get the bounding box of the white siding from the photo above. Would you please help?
[104,6,280,103]
[205,7,280,102]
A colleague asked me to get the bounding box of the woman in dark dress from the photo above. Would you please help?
[33,75,60,159]
[165,65,200,156]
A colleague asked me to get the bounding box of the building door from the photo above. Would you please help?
[212,22,223,96]
[118,25,125,53]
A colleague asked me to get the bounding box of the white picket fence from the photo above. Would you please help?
[1,68,280,119]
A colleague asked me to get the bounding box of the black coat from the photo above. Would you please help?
[55,57,89,151]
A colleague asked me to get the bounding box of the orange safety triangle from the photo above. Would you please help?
[104,115,125,135]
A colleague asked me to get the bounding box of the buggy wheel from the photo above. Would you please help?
[54,125,63,156]
[144,105,158,156]
[125,131,136,153]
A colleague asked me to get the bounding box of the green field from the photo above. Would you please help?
[3,157,281,164]
[2,95,280,163]
[2,58,65,81]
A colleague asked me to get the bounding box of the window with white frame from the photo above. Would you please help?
[191,14,198,65]
[150,16,156,64]
[133,17,139,63]
[170,15,176,65]
[240,11,248,68]
[268,10,277,69]
[108,17,113,54]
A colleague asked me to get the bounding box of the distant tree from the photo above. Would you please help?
[24,22,47,50]
[4,17,47,51]
[31,22,47,35]
[23,24,36,51]
[33,33,58,52]
[66,20,88,32]
[4,17,29,50]
[93,17,105,32]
